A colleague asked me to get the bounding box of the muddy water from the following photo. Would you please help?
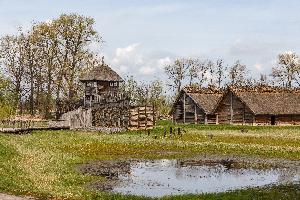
[112,159,300,197]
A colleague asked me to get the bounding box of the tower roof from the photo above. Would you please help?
[79,63,123,82]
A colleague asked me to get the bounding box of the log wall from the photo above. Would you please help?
[216,91,254,125]
[255,114,300,125]
[172,93,218,124]
[92,102,129,128]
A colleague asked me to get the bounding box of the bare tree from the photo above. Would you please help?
[165,58,189,94]
[186,58,208,87]
[258,74,268,85]
[271,52,300,88]
[215,59,227,88]
[228,60,248,86]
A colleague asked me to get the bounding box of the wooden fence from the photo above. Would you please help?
[0,120,49,129]
[0,120,69,134]
[128,106,155,130]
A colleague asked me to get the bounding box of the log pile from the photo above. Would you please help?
[92,102,130,128]
[128,105,155,130]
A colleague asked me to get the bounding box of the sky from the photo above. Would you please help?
[1,0,300,82]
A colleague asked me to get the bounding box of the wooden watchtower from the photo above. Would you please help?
[79,59,130,128]
[79,60,125,107]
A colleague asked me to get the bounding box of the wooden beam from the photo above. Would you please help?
[183,93,186,124]
[242,104,245,125]
[230,92,233,124]
[194,105,197,124]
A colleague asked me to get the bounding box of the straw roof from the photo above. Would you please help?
[230,86,300,115]
[79,64,123,82]
[188,92,223,114]
[173,86,223,115]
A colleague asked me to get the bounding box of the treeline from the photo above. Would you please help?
[121,77,172,118]
[0,14,300,120]
[0,14,101,119]
[164,53,300,93]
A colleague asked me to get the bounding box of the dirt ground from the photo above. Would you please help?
[0,193,35,200]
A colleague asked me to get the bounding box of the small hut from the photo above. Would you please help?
[171,86,223,124]
[214,86,300,125]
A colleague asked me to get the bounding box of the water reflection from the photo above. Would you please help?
[112,159,300,197]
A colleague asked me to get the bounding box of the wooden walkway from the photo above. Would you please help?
[0,126,70,134]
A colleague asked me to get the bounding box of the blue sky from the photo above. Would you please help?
[1,0,300,81]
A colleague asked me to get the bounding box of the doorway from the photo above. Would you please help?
[271,116,276,125]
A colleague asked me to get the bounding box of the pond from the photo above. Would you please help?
[110,159,300,197]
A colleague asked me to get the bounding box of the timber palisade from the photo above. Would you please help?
[172,85,300,126]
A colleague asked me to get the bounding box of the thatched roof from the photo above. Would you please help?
[79,64,123,82]
[230,86,300,115]
[173,86,223,115]
[188,92,223,114]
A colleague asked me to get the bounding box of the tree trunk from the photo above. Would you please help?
[45,68,52,119]
[55,79,62,120]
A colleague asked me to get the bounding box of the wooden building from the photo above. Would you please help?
[214,86,300,125]
[79,61,130,128]
[60,59,156,131]
[80,62,125,107]
[171,86,223,124]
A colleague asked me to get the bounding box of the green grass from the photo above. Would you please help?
[0,121,299,199]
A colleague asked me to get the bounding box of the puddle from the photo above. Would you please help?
[80,159,300,197]
[112,159,299,197]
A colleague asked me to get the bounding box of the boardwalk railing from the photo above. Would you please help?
[0,120,70,134]
[0,120,49,128]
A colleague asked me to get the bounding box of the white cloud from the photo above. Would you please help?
[108,43,173,80]
[157,57,172,69]
[139,66,156,75]
[112,43,143,67]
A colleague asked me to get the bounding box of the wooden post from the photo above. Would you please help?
[183,93,186,124]
[152,104,156,126]
[230,92,233,124]
[194,105,197,124]
[252,115,256,125]
[138,107,140,129]
[204,114,208,125]
[145,105,147,130]
[216,114,219,125]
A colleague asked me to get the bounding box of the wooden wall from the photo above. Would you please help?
[255,114,300,125]
[172,92,217,124]
[215,91,254,125]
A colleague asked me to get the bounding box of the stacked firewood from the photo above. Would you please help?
[128,105,155,130]
[92,102,130,128]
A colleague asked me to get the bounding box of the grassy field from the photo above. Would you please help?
[0,121,299,199]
